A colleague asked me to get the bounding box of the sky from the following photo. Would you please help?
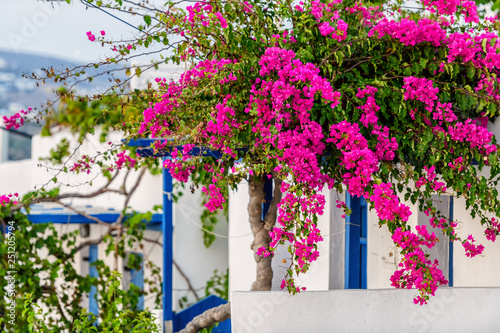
[0,0,147,63]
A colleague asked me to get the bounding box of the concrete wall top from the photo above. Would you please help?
[232,288,500,333]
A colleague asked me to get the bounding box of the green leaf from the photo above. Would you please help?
[144,15,152,26]
[467,66,476,79]
[419,58,428,69]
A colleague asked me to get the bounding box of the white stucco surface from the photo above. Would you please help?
[232,288,500,333]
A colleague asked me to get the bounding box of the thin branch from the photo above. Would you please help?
[173,260,201,301]
[54,200,117,227]
[116,166,147,225]
[142,235,200,301]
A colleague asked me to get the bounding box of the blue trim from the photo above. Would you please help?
[345,193,367,289]
[89,244,99,321]
[137,145,224,159]
[127,139,172,147]
[162,160,174,325]
[344,194,351,289]
[130,253,144,311]
[174,295,230,332]
[262,179,273,220]
[127,138,246,159]
[360,197,368,289]
[449,197,454,287]
[27,212,162,227]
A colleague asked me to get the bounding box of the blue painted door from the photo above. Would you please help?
[345,194,367,289]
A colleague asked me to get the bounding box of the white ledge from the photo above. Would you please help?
[231,288,500,332]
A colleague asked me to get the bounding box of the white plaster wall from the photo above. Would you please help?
[232,288,500,333]
[452,196,500,287]
[228,181,254,294]
[449,118,500,286]
[172,188,229,311]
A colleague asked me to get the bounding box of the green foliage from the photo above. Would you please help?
[0,202,162,332]
[21,272,161,333]
[204,269,229,301]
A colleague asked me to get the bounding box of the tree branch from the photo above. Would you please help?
[173,260,201,301]
[176,302,231,333]
[142,236,200,301]
[248,176,272,291]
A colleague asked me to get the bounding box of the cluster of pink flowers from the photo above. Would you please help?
[248,47,339,191]
[204,94,241,153]
[402,76,496,156]
[475,75,500,101]
[201,184,225,212]
[163,146,196,182]
[245,47,344,289]
[462,235,485,257]
[448,119,497,155]
[186,2,227,29]
[3,108,30,130]
[309,1,348,42]
[139,59,235,138]
[422,0,461,16]
[115,151,136,170]
[270,30,297,45]
[318,17,348,42]
[368,18,446,47]
[70,155,95,174]
[403,77,440,113]
[241,1,253,13]
[164,158,194,182]
[86,31,96,41]
[485,218,500,242]
[422,0,478,23]
[390,225,448,305]
[280,277,306,293]
[328,122,378,197]
[447,32,500,70]
[356,86,398,160]
[370,183,412,222]
[3,113,24,130]
[0,193,19,207]
[461,1,479,23]
[447,156,466,171]
[344,3,383,26]
[415,165,447,193]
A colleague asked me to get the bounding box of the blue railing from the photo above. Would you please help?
[174,295,231,332]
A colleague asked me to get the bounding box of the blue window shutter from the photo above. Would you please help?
[345,193,367,289]
[89,245,98,319]
[449,197,454,287]
[359,197,368,289]
[130,252,144,310]
[262,179,273,220]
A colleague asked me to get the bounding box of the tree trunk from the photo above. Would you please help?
[249,176,282,291]
[176,177,282,332]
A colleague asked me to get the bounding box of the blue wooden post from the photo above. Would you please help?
[130,253,144,311]
[162,159,174,332]
[89,244,99,322]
